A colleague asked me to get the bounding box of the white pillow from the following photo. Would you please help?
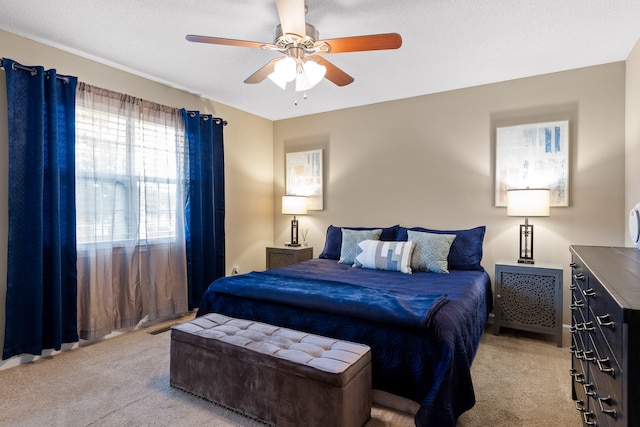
[354,239,415,274]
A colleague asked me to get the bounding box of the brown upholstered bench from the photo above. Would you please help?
[170,313,372,427]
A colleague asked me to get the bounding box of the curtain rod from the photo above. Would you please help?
[186,110,227,126]
[1,59,227,125]
[210,117,228,126]
[1,58,70,83]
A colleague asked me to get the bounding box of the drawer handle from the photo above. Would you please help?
[570,347,587,370]
[596,314,615,331]
[570,368,586,384]
[569,284,577,291]
[596,357,616,378]
[575,399,586,412]
[570,262,578,268]
[583,411,597,426]
[583,383,596,397]
[598,395,617,419]
[582,349,596,362]
[582,288,596,298]
[574,273,585,281]
[576,321,595,332]
[570,300,584,310]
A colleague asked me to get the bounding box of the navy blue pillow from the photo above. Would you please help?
[397,225,486,271]
[319,225,400,260]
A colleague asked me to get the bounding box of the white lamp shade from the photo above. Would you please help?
[268,57,326,91]
[297,60,326,91]
[282,195,307,215]
[268,57,296,90]
[507,188,550,217]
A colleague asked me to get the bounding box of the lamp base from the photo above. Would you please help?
[518,222,534,265]
[285,242,301,247]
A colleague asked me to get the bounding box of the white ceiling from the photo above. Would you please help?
[1,0,640,121]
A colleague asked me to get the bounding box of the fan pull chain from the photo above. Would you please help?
[293,91,308,106]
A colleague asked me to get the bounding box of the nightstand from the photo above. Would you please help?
[266,246,313,269]
[493,260,563,347]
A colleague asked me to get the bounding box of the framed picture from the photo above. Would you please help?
[495,120,569,207]
[286,149,323,210]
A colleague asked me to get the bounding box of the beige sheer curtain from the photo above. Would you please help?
[75,83,188,340]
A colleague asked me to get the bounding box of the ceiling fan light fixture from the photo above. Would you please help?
[303,60,326,86]
[187,1,402,91]
[294,59,326,92]
[295,72,312,92]
[268,56,297,89]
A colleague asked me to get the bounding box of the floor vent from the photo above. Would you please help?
[147,324,177,335]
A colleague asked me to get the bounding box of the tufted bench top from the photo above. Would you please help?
[171,312,371,388]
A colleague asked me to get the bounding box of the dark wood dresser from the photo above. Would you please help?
[570,246,640,426]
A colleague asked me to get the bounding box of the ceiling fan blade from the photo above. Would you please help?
[244,58,281,84]
[310,56,354,87]
[317,33,402,53]
[276,0,307,37]
[186,35,265,49]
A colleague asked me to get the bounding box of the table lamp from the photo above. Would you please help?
[507,188,550,264]
[282,195,307,247]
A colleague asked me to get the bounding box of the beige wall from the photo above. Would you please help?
[274,63,627,326]
[626,39,640,245]
[0,30,274,354]
[0,26,634,352]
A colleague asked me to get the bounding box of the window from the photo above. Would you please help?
[75,89,185,245]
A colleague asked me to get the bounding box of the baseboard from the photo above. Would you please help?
[0,311,195,371]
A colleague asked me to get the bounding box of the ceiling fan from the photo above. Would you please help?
[185,0,402,91]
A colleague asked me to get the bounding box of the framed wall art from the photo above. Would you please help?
[285,149,323,210]
[495,120,569,207]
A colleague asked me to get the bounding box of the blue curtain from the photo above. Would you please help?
[180,109,226,310]
[2,58,78,360]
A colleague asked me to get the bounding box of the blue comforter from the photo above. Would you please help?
[197,258,492,426]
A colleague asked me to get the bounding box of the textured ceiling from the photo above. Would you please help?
[1,0,640,121]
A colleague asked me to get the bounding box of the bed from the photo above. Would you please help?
[196,225,492,427]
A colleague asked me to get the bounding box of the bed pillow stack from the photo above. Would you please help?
[319,224,486,273]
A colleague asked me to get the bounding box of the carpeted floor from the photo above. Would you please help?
[0,316,582,426]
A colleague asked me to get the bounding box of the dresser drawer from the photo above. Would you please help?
[570,300,589,359]
[588,332,622,411]
[587,279,623,365]
[590,318,621,382]
[588,363,623,427]
[570,260,587,289]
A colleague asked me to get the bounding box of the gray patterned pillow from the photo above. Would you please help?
[407,230,456,273]
[338,228,382,265]
[354,240,415,274]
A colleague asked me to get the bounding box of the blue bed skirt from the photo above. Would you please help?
[197,259,492,426]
